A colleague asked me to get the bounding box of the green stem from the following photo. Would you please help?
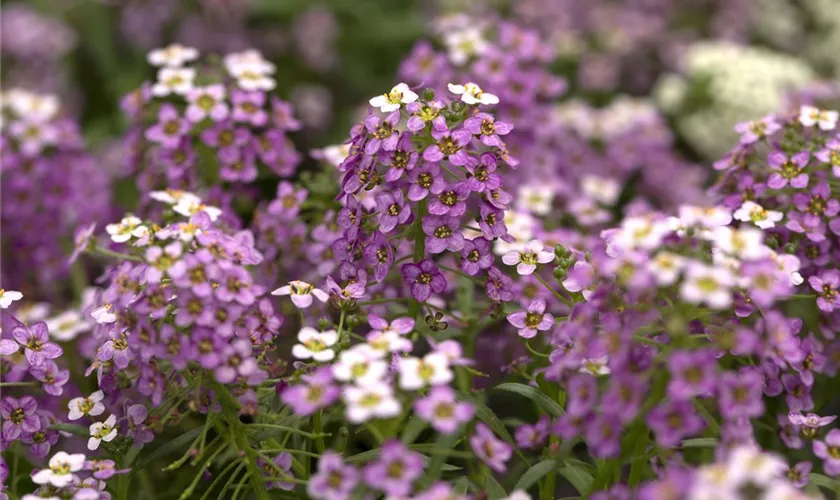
[91,246,143,262]
[408,199,427,319]
[534,272,573,307]
[312,412,326,454]
[0,382,38,388]
[247,423,331,440]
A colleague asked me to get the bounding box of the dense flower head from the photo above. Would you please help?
[1,89,111,294]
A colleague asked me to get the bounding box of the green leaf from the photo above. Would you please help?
[559,463,594,494]
[484,473,507,500]
[809,473,837,490]
[515,459,558,491]
[680,438,719,448]
[132,427,203,471]
[400,417,427,445]
[495,383,564,417]
[462,394,515,444]
[49,423,90,438]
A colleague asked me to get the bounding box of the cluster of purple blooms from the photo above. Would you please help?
[1,89,111,297]
[121,46,301,206]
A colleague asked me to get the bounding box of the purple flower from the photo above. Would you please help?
[423,125,472,166]
[486,266,515,302]
[218,146,258,182]
[97,331,132,370]
[507,298,553,338]
[460,237,493,275]
[368,314,414,334]
[401,260,447,301]
[364,111,400,155]
[10,321,62,366]
[21,413,58,458]
[718,368,764,419]
[145,104,190,148]
[407,163,446,201]
[515,416,551,449]
[382,133,418,182]
[281,367,339,416]
[647,401,705,448]
[666,349,716,400]
[260,453,295,490]
[566,374,598,417]
[376,189,411,233]
[29,360,70,396]
[215,339,258,383]
[1,395,39,441]
[809,270,840,312]
[585,414,622,458]
[787,461,812,488]
[422,215,465,254]
[185,84,229,123]
[428,182,470,217]
[465,153,503,193]
[271,97,303,131]
[126,404,154,446]
[600,374,646,423]
[231,89,268,127]
[470,423,512,472]
[734,116,780,145]
[782,374,813,412]
[463,112,512,147]
[478,202,508,240]
[200,120,251,158]
[307,452,358,500]
[363,231,394,282]
[268,181,308,219]
[363,440,424,497]
[767,150,809,189]
[68,222,97,264]
[414,386,474,434]
[814,429,840,476]
[789,411,836,438]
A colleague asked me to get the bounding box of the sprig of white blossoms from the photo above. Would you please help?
[147,44,199,67]
[68,390,105,420]
[369,83,418,113]
[733,201,783,229]
[224,49,276,91]
[799,105,839,131]
[502,239,555,275]
[0,289,23,309]
[88,414,118,450]
[448,82,499,105]
[292,327,338,362]
[271,280,329,309]
[32,451,86,488]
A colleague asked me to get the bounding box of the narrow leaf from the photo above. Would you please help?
[133,427,203,471]
[484,473,507,500]
[515,459,557,491]
[49,423,89,438]
[559,463,594,494]
[495,383,564,417]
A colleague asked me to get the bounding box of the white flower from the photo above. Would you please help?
[580,175,621,205]
[32,451,86,488]
[516,184,555,215]
[68,390,106,420]
[647,252,686,286]
[769,251,804,286]
[502,491,532,500]
[502,240,555,275]
[799,105,838,131]
[366,330,413,354]
[332,345,388,386]
[224,49,274,74]
[447,82,499,105]
[88,414,118,451]
[105,215,146,243]
[443,28,488,65]
[147,44,199,67]
[397,352,453,390]
[227,58,276,91]
[172,197,222,221]
[725,445,787,487]
[608,216,672,254]
[271,280,329,309]
[16,302,50,323]
[733,201,783,229]
[0,289,23,309]
[291,327,338,362]
[711,226,767,260]
[8,90,59,122]
[312,144,351,167]
[151,67,196,97]
[368,83,418,113]
[149,189,200,206]
[46,310,91,342]
[680,261,735,309]
[679,205,733,229]
[688,463,734,500]
[91,304,117,324]
[579,356,610,375]
[343,384,401,423]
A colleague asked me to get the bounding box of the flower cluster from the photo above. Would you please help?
[121,45,301,200]
[1,89,111,294]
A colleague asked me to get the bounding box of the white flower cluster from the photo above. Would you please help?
[604,204,803,310]
[552,96,664,141]
[0,89,61,156]
[654,41,815,158]
[687,446,817,500]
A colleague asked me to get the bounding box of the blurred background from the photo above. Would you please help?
[3,0,839,159]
